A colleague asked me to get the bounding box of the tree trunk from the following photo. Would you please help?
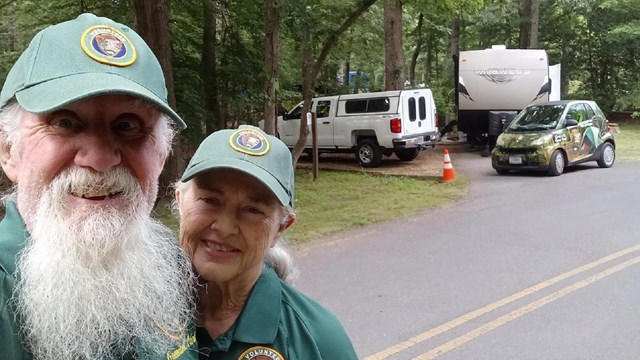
[291,0,377,167]
[263,0,279,135]
[133,0,184,200]
[384,0,404,90]
[529,0,541,48]
[409,13,424,87]
[202,0,218,135]
[518,0,532,49]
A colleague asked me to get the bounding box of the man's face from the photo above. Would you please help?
[1,94,168,228]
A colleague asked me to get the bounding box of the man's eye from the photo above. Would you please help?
[113,115,143,137]
[50,116,81,132]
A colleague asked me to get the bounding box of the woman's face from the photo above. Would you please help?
[177,168,292,285]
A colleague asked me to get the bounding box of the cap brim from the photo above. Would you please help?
[15,72,186,129]
[181,157,291,207]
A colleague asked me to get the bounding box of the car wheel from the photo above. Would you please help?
[597,142,615,168]
[495,169,510,175]
[547,150,565,176]
[395,148,419,161]
[356,139,383,167]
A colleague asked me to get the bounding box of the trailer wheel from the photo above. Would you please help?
[395,148,419,161]
[356,139,383,167]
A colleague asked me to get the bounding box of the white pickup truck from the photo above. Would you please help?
[271,89,439,167]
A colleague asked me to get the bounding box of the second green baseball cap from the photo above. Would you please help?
[181,125,294,207]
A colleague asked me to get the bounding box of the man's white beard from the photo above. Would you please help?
[13,168,194,359]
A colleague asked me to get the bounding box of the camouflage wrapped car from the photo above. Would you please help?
[491,100,616,176]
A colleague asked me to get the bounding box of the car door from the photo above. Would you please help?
[565,103,588,163]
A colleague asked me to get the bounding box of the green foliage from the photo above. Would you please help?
[1,0,639,149]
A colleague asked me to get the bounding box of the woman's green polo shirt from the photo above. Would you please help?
[175,266,358,360]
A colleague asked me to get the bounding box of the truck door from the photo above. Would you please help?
[314,99,334,146]
[280,102,304,146]
[401,91,435,135]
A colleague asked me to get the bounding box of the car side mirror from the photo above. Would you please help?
[564,119,579,127]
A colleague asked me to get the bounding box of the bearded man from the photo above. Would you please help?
[0,13,195,360]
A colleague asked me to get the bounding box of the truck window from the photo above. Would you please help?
[286,102,309,121]
[345,99,367,113]
[419,97,427,120]
[408,97,417,121]
[316,100,331,118]
[367,98,390,112]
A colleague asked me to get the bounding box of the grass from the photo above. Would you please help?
[153,170,468,244]
[289,170,467,243]
[615,122,640,161]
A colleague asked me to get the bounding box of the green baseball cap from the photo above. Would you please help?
[0,13,186,129]
[181,125,294,207]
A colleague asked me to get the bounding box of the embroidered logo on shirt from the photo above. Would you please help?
[238,346,285,360]
[81,25,137,66]
[166,334,196,360]
[229,129,270,156]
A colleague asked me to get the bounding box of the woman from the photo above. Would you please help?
[175,125,358,359]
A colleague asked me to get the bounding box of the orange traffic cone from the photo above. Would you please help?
[442,149,455,182]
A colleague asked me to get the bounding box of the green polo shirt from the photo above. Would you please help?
[185,266,358,360]
[0,201,197,360]
[0,201,31,360]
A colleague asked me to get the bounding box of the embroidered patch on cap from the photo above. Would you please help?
[238,346,284,360]
[81,25,137,67]
[229,128,270,156]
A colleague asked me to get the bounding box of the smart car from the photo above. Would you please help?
[491,100,616,176]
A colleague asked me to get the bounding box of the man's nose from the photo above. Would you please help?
[74,133,121,172]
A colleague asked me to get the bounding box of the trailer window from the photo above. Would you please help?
[419,97,427,120]
[408,97,417,121]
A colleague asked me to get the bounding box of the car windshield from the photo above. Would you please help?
[507,104,565,131]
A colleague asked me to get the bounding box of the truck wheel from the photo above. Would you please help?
[395,148,419,161]
[356,139,383,167]
[596,142,615,168]
[547,150,565,176]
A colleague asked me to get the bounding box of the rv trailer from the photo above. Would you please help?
[454,45,553,151]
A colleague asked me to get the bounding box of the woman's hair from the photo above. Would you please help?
[264,207,298,283]
[174,181,298,283]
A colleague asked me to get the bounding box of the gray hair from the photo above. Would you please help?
[174,181,298,283]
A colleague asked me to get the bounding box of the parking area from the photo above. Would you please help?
[295,139,479,178]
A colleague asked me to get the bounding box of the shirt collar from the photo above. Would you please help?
[232,266,282,344]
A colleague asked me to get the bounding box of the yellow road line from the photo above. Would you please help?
[412,255,640,360]
[363,244,640,360]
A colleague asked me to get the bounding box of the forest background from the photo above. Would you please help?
[0,0,638,200]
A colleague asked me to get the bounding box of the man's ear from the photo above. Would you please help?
[0,140,18,182]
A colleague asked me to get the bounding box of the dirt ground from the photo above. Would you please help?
[295,139,478,178]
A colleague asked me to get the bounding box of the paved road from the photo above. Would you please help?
[293,152,640,359]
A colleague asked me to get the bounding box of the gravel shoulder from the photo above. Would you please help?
[295,139,479,178]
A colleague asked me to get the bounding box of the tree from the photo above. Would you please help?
[202,0,219,134]
[287,0,378,166]
[263,0,280,135]
[384,0,404,90]
[133,0,184,200]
